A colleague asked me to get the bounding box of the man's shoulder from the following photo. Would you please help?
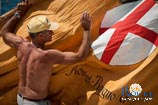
[18,40,35,53]
[19,37,29,45]
[39,49,61,62]
[19,40,30,48]
[42,49,63,57]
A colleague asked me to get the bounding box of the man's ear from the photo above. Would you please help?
[37,33,42,38]
[120,0,139,4]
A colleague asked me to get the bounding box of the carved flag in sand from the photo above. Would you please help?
[92,0,158,65]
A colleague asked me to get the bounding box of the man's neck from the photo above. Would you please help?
[32,41,45,49]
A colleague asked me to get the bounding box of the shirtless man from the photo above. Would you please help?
[0,0,91,105]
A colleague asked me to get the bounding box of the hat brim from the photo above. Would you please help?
[48,21,60,31]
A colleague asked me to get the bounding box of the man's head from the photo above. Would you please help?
[27,16,54,43]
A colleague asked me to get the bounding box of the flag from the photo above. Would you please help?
[92,0,158,65]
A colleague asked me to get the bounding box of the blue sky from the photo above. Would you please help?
[0,0,20,15]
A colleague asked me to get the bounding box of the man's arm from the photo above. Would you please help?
[0,0,30,49]
[43,12,91,64]
[0,15,24,48]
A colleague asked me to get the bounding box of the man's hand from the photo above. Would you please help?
[81,12,91,31]
[16,0,31,16]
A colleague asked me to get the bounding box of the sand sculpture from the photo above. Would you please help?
[0,0,158,105]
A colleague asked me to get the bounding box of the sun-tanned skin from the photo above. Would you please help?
[0,0,91,100]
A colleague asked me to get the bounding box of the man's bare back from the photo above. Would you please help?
[17,41,52,99]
